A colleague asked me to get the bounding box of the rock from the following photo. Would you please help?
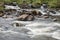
[35,11,42,18]
[2,15,13,18]
[49,10,56,14]
[17,14,28,21]
[27,15,34,21]
[0,11,4,17]
[12,21,32,27]
[2,15,7,18]
[38,11,42,16]
[44,16,49,19]
[17,14,34,21]
[43,14,49,16]
[53,18,57,22]
[31,10,37,15]
[31,10,42,16]
[12,21,26,27]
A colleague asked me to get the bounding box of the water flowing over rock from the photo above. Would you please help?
[0,13,60,40]
[0,3,60,40]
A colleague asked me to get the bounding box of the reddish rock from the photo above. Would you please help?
[17,14,34,21]
[17,14,28,21]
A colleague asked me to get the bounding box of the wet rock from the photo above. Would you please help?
[12,21,25,27]
[2,15,7,18]
[31,10,37,15]
[38,11,42,16]
[31,10,42,16]
[27,15,34,21]
[44,16,49,19]
[2,15,13,18]
[0,11,4,17]
[12,21,32,27]
[49,10,56,14]
[17,14,34,21]
[53,18,57,22]
[43,13,49,16]
[17,14,28,21]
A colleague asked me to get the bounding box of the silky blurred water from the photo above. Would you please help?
[2,4,60,40]
[0,16,60,40]
[0,4,60,40]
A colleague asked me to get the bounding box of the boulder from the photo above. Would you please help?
[17,14,28,21]
[17,14,34,21]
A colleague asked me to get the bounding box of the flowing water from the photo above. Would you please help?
[0,5,60,40]
[0,16,60,40]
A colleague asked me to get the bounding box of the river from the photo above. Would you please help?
[0,4,60,40]
[0,14,60,40]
